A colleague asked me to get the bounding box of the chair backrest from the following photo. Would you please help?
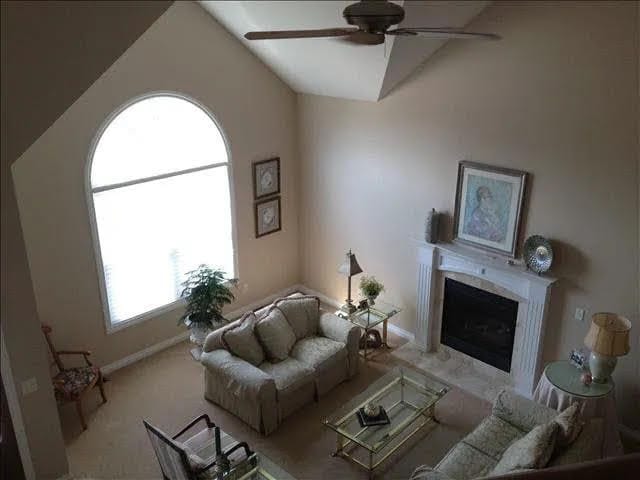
[143,420,194,480]
[41,323,65,372]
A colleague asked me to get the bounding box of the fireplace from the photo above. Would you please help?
[441,278,518,373]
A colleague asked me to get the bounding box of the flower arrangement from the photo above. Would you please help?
[359,276,384,302]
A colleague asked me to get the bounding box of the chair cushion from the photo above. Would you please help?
[553,402,583,447]
[290,336,347,372]
[222,312,265,367]
[255,307,296,362]
[463,415,525,460]
[274,296,320,340]
[53,366,100,400]
[436,442,496,480]
[259,358,314,392]
[491,420,559,476]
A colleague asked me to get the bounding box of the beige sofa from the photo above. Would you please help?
[200,295,360,435]
[411,389,605,480]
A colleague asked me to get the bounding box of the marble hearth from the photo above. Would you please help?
[393,241,556,402]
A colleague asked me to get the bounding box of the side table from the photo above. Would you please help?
[336,300,401,361]
[533,360,623,457]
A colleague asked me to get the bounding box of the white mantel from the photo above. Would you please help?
[414,240,557,397]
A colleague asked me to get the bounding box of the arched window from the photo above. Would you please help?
[88,94,236,331]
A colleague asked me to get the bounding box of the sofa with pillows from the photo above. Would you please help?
[411,388,605,480]
[200,295,361,435]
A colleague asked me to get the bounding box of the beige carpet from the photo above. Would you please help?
[61,333,491,479]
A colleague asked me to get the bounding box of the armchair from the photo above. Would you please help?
[41,323,107,430]
[144,414,253,480]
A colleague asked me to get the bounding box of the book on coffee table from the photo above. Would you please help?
[356,407,390,427]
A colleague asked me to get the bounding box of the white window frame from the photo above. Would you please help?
[85,91,238,334]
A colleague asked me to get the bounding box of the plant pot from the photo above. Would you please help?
[366,294,378,306]
[189,324,211,346]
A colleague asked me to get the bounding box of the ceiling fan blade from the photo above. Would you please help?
[341,31,385,45]
[388,28,501,40]
[245,28,358,40]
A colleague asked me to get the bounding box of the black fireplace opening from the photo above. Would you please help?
[440,278,518,373]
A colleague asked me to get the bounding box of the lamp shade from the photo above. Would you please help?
[584,312,631,357]
[338,250,363,277]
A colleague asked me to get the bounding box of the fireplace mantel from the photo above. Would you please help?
[413,240,557,397]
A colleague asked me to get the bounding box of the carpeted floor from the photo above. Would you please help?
[61,333,491,479]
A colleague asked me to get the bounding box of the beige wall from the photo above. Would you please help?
[2,2,172,478]
[12,2,300,368]
[298,1,639,427]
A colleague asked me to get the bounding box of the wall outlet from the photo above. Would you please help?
[21,377,38,396]
[574,307,586,322]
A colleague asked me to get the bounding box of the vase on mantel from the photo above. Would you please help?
[425,209,439,244]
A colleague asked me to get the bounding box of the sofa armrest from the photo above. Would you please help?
[410,466,454,480]
[492,389,557,432]
[201,349,276,400]
[319,312,360,377]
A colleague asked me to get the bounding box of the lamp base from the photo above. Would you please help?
[340,302,357,314]
[589,352,617,383]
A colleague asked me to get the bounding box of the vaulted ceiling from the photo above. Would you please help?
[200,1,490,101]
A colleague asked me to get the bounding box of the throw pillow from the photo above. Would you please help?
[554,402,583,447]
[255,307,296,362]
[274,295,320,339]
[222,312,265,367]
[491,421,559,476]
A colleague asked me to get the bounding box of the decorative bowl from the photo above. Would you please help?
[524,235,553,274]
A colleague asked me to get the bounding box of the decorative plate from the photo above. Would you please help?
[524,235,553,274]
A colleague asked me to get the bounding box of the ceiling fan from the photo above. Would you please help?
[244,0,500,46]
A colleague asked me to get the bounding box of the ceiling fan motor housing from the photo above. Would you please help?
[343,0,405,34]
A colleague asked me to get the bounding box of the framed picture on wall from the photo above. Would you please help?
[255,197,281,238]
[453,161,528,257]
[253,157,280,199]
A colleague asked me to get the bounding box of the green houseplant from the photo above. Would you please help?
[359,276,384,306]
[179,265,238,345]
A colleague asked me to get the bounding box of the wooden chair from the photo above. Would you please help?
[144,414,254,480]
[41,323,106,430]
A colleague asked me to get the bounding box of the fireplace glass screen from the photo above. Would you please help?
[441,278,518,372]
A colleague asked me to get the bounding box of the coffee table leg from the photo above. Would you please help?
[368,451,374,479]
[382,319,388,347]
[332,433,344,457]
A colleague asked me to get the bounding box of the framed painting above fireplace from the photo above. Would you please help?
[453,161,528,257]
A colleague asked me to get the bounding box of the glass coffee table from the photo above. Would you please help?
[323,366,449,478]
[193,428,297,480]
[338,300,401,361]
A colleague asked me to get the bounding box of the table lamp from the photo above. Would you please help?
[338,249,363,313]
[584,312,631,383]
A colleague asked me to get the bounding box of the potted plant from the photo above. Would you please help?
[179,265,238,345]
[359,276,384,306]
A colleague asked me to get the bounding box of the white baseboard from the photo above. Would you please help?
[296,285,415,342]
[101,285,303,376]
[102,331,190,375]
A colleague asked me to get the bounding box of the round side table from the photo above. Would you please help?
[533,360,622,457]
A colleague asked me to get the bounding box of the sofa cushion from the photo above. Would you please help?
[259,358,314,392]
[255,307,296,362]
[436,442,496,480]
[222,312,264,367]
[290,336,347,372]
[491,420,559,476]
[463,415,525,460]
[202,317,243,353]
[274,296,320,340]
[553,402,583,447]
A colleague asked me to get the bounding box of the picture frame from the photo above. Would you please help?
[253,157,280,199]
[254,197,281,238]
[453,161,528,257]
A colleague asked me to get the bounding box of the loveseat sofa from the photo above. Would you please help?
[200,295,360,435]
[411,389,604,480]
